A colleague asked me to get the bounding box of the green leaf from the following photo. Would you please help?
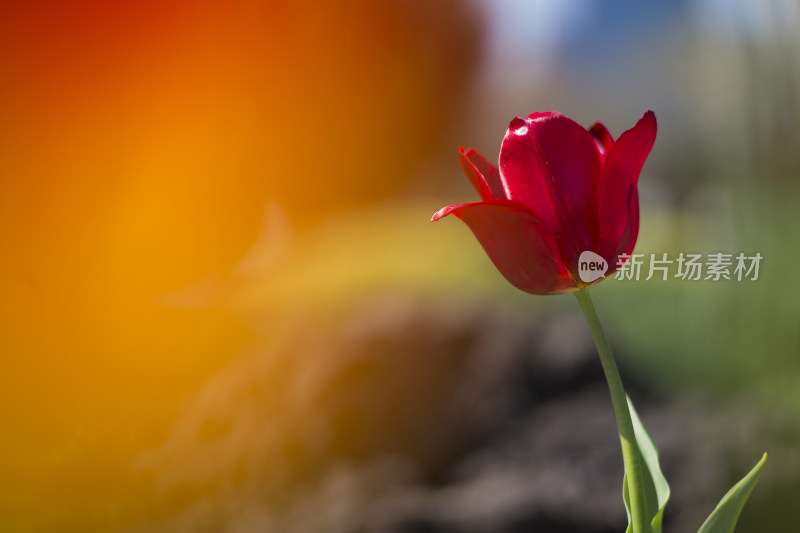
[696,453,767,533]
[623,396,671,533]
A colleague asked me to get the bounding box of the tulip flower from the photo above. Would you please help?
[432,110,657,294]
[432,110,767,533]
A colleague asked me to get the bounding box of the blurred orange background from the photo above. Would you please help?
[0,1,481,529]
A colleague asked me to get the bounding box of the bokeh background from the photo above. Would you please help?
[1,1,799,531]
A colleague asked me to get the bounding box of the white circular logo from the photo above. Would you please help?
[578,251,608,283]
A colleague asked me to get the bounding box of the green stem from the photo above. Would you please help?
[575,288,651,533]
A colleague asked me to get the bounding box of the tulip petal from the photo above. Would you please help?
[498,117,559,228]
[526,111,560,121]
[431,200,576,294]
[499,112,602,269]
[596,110,656,253]
[589,122,614,158]
[602,186,639,277]
[459,147,505,200]
[619,187,640,258]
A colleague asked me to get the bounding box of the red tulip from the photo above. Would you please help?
[432,110,657,294]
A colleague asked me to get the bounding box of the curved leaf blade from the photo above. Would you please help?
[697,453,767,533]
[623,396,670,533]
